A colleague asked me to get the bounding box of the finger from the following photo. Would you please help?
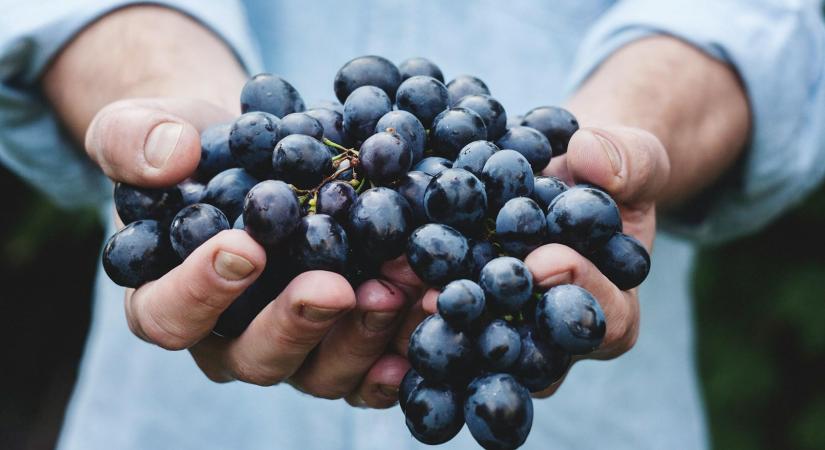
[217,271,357,386]
[346,354,411,409]
[380,254,427,300]
[85,98,233,187]
[541,154,573,185]
[565,126,670,205]
[525,244,640,359]
[289,279,407,399]
[126,229,266,350]
[392,294,433,357]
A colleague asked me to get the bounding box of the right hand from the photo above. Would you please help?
[88,97,423,408]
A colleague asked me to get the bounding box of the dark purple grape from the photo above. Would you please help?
[272,134,333,189]
[464,373,533,450]
[229,111,281,177]
[316,180,357,223]
[375,110,426,164]
[278,112,324,140]
[196,123,236,181]
[506,114,523,130]
[477,319,521,371]
[169,203,230,260]
[102,220,175,288]
[545,186,622,255]
[590,232,651,290]
[178,179,206,206]
[240,73,305,118]
[408,314,474,383]
[399,368,424,413]
[406,223,471,286]
[496,126,552,173]
[202,168,258,223]
[453,140,499,177]
[480,149,534,212]
[512,324,571,392]
[532,176,569,211]
[446,75,490,106]
[413,156,452,177]
[521,106,579,156]
[358,131,411,185]
[395,75,449,128]
[305,107,347,145]
[478,257,533,314]
[398,57,444,83]
[495,197,547,259]
[288,214,348,273]
[308,100,344,115]
[114,182,183,225]
[469,240,497,278]
[334,55,401,103]
[437,279,485,330]
[395,171,433,225]
[343,86,393,142]
[405,381,464,445]
[242,180,301,248]
[537,284,606,355]
[347,187,413,262]
[430,108,488,159]
[455,94,507,141]
[423,168,487,234]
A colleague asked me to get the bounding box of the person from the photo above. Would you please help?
[2,1,824,449]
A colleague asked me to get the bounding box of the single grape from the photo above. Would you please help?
[453,140,499,177]
[347,187,413,262]
[437,279,485,329]
[305,107,347,145]
[278,112,324,140]
[406,223,472,286]
[430,107,488,159]
[590,232,651,290]
[169,203,230,260]
[545,185,622,254]
[395,171,433,225]
[288,214,348,273]
[375,110,426,164]
[408,314,474,383]
[316,180,357,223]
[202,168,258,223]
[398,57,444,83]
[464,373,533,450]
[229,111,281,177]
[446,75,490,106]
[395,75,449,128]
[359,131,412,185]
[308,99,344,115]
[413,156,452,177]
[399,368,425,413]
[342,86,393,142]
[536,284,606,355]
[531,176,569,211]
[114,182,183,225]
[423,168,487,234]
[196,123,236,181]
[405,381,464,445]
[334,55,401,103]
[512,324,571,392]
[272,134,334,189]
[242,180,301,248]
[468,239,497,278]
[496,126,552,173]
[478,256,533,314]
[178,179,206,206]
[477,319,521,371]
[455,94,507,141]
[102,220,176,288]
[480,149,534,212]
[495,197,547,259]
[240,73,305,118]
[521,106,579,156]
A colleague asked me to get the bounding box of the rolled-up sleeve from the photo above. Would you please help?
[0,0,262,209]
[565,0,825,244]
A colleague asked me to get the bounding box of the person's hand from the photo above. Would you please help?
[87,97,422,408]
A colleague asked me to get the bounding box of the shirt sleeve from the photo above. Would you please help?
[0,0,262,209]
[564,0,825,244]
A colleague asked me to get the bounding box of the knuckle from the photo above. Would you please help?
[296,378,349,399]
[140,305,193,351]
[231,359,286,386]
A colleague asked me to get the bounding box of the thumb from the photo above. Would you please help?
[566,126,670,206]
[85,98,234,187]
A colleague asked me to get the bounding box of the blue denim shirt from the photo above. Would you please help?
[1,1,824,449]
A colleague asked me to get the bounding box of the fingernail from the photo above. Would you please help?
[592,133,622,174]
[377,384,399,398]
[302,305,342,322]
[214,250,255,280]
[144,122,183,168]
[362,311,398,332]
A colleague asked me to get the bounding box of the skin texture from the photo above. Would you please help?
[43,5,749,407]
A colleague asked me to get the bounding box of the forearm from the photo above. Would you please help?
[43,5,247,142]
[566,36,751,206]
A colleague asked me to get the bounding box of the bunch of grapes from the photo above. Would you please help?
[102,55,651,449]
